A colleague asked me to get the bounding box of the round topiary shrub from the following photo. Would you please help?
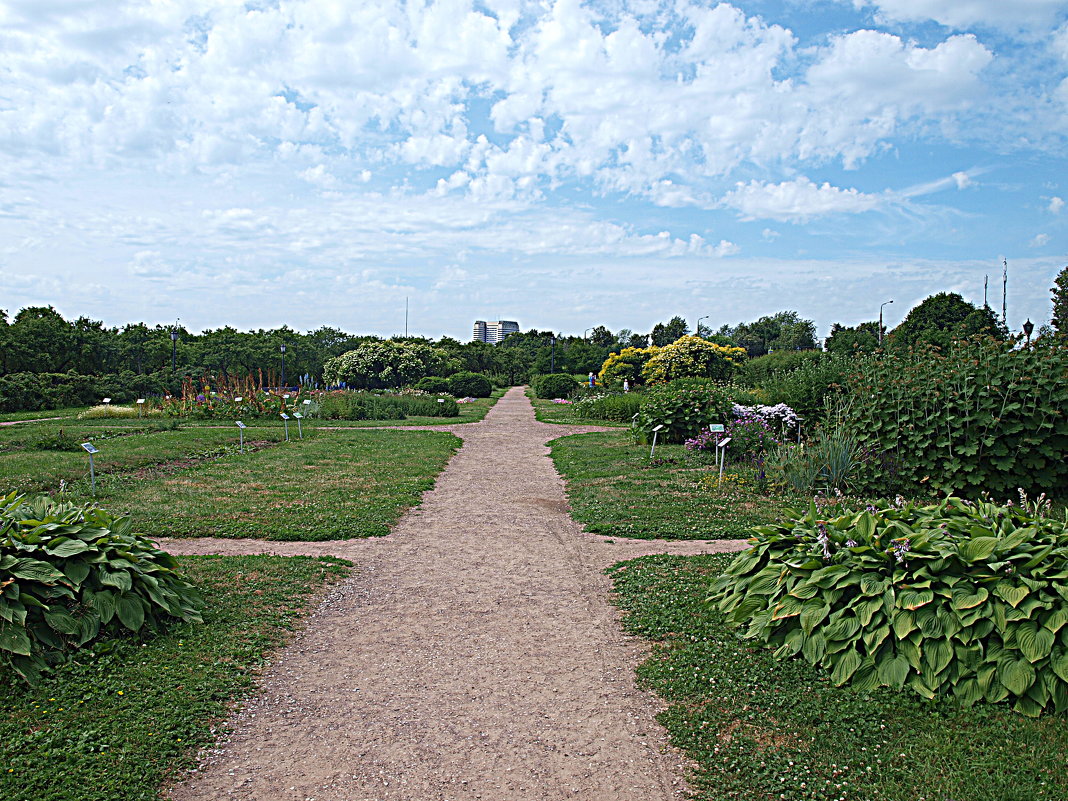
[447,371,492,398]
[0,492,203,683]
[414,376,451,394]
[710,495,1068,717]
[533,373,579,399]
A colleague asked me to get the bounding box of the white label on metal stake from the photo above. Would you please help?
[136,399,145,405]
[280,413,290,420]
[236,421,247,429]
[235,396,243,402]
[293,412,303,419]
[102,398,111,404]
[651,424,664,432]
[81,442,99,454]
[717,437,732,447]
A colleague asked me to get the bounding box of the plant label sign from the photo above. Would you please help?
[717,437,732,448]
[136,399,145,405]
[437,398,445,403]
[280,413,290,420]
[235,396,243,402]
[81,442,99,454]
[710,424,725,433]
[293,412,303,419]
[236,421,247,429]
[283,394,290,399]
[652,424,664,432]
[102,398,111,404]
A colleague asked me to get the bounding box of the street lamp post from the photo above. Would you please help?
[550,335,556,373]
[879,300,894,347]
[584,328,591,342]
[170,329,178,371]
[1023,319,1034,346]
[280,343,287,388]
[697,315,710,338]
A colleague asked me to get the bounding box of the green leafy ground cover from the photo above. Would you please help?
[550,433,794,539]
[0,554,349,801]
[78,430,461,540]
[528,393,628,426]
[610,554,1068,801]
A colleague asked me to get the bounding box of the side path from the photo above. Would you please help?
[166,387,748,801]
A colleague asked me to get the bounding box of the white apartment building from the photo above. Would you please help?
[472,320,520,343]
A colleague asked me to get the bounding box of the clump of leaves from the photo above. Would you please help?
[710,496,1068,716]
[0,492,203,683]
[633,380,733,443]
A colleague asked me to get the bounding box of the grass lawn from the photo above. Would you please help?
[0,554,350,801]
[317,387,507,427]
[0,424,284,495]
[610,553,1068,801]
[0,407,84,423]
[75,429,461,540]
[551,432,795,539]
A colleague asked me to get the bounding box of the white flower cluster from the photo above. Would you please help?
[731,403,801,431]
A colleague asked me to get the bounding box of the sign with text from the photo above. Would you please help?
[81,442,99,454]
[709,424,725,433]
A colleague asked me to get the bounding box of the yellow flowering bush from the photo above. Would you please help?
[642,336,746,384]
[598,346,659,387]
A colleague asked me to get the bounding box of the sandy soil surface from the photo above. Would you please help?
[164,387,749,801]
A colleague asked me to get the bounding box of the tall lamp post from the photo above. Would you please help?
[280,343,287,388]
[697,315,710,338]
[879,300,894,347]
[1023,319,1034,346]
[550,335,556,373]
[170,329,178,371]
[584,328,591,342]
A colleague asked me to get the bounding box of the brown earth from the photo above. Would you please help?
[162,386,748,801]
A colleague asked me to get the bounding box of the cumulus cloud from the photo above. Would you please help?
[1050,196,1065,213]
[722,177,882,221]
[1031,232,1051,246]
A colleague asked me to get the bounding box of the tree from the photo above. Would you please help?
[1052,266,1068,335]
[323,341,448,389]
[889,293,1005,351]
[650,316,689,346]
[825,321,879,355]
[722,311,816,357]
[588,325,615,348]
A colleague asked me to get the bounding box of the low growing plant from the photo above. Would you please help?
[0,492,203,683]
[634,381,733,443]
[710,496,1068,716]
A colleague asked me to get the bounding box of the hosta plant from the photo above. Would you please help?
[710,496,1068,716]
[0,492,203,683]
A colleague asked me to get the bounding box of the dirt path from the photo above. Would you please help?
[165,387,748,801]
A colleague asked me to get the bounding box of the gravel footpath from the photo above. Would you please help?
[163,387,748,801]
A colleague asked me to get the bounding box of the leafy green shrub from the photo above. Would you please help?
[533,373,579,399]
[572,392,641,421]
[642,336,747,384]
[634,381,733,443]
[398,395,459,417]
[447,371,492,398]
[739,350,825,386]
[0,493,203,683]
[842,337,1068,498]
[413,377,451,394]
[758,354,854,422]
[710,496,1068,717]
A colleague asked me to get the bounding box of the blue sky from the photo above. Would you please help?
[1,0,1065,341]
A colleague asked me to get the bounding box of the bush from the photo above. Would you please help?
[633,381,733,443]
[598,347,654,387]
[533,373,579,399]
[323,341,448,389]
[0,493,203,683]
[739,350,825,386]
[842,337,1068,498]
[571,392,641,422]
[447,371,492,398]
[399,395,459,417]
[642,336,747,384]
[710,495,1068,717]
[757,354,854,423]
[414,377,452,394]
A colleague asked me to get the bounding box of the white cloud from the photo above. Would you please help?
[722,177,882,221]
[1031,232,1051,246]
[851,0,1068,31]
[1050,196,1065,213]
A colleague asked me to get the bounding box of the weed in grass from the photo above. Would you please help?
[609,554,1068,801]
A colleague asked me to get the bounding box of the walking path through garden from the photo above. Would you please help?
[162,387,748,801]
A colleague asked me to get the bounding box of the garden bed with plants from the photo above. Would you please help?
[610,551,1068,800]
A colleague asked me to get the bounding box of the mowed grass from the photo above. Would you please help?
[609,554,1068,801]
[0,555,350,801]
[80,429,462,540]
[0,424,282,495]
[0,406,84,422]
[550,432,794,540]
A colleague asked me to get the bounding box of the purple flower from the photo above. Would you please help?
[891,538,911,563]
[846,539,858,548]
[817,522,832,560]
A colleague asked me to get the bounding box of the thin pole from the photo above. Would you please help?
[405,297,408,337]
[89,454,96,494]
[1002,258,1008,326]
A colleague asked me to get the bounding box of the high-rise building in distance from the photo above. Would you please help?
[472,320,519,343]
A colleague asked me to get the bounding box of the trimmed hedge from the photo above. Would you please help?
[447,371,492,398]
[533,373,578,399]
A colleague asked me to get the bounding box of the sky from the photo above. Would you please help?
[1,0,1066,342]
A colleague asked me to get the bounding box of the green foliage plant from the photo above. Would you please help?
[738,349,824,386]
[446,371,492,398]
[413,376,451,393]
[841,336,1068,498]
[756,353,853,423]
[0,492,203,683]
[765,428,865,494]
[633,380,733,443]
[641,335,747,384]
[322,340,448,389]
[1052,265,1068,335]
[533,373,579,399]
[571,392,641,422]
[710,495,1068,716]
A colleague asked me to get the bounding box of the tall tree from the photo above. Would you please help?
[722,311,816,357]
[889,293,1005,351]
[1052,266,1068,335]
[825,321,879,355]
[650,315,689,346]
